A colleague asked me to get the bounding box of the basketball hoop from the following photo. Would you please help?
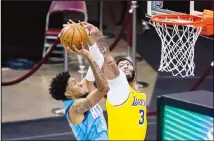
[150,14,205,77]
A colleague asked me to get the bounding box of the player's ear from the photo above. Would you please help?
[65,91,73,98]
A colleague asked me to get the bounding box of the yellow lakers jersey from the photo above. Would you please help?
[106,86,147,140]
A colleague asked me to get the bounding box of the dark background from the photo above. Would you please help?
[1,1,194,62]
[2,1,51,62]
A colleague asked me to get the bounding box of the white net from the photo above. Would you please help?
[152,19,202,77]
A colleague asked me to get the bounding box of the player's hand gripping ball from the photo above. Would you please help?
[59,22,88,50]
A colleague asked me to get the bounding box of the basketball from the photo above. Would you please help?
[60,23,88,50]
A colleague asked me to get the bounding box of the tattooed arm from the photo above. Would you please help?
[95,37,120,80]
[70,49,109,116]
[80,21,120,81]
[64,20,119,80]
[80,22,129,106]
[82,37,120,85]
[95,37,130,106]
[96,37,110,58]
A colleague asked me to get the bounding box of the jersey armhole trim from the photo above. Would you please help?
[66,110,89,126]
[139,92,147,96]
[114,91,131,107]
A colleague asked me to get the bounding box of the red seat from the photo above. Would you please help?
[43,1,88,65]
[45,29,61,36]
[48,1,86,14]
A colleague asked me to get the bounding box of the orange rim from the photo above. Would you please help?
[151,14,205,27]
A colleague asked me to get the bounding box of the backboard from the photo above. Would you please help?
[190,1,214,15]
[145,1,213,77]
[147,1,214,17]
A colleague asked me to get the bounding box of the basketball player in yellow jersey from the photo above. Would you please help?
[105,57,147,140]
[65,20,147,140]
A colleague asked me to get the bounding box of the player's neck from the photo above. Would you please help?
[129,81,135,90]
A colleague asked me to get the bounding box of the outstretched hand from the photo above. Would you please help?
[63,19,77,26]
[62,19,85,27]
[58,20,77,37]
[65,42,89,57]
[60,19,101,46]
[81,22,102,45]
[65,19,101,45]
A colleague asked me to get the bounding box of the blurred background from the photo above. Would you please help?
[1,1,213,140]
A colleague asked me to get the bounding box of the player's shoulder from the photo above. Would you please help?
[131,88,146,98]
[63,99,75,115]
[137,92,146,96]
[63,100,75,110]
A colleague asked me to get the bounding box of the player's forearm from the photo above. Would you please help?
[96,37,110,57]
[86,53,109,93]
[94,37,120,80]
[70,98,93,114]
[88,42,104,62]
[95,37,120,78]
[85,43,104,82]
[87,34,119,80]
[87,35,109,64]
[104,54,120,80]
[70,54,109,115]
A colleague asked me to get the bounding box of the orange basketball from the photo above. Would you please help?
[60,23,88,50]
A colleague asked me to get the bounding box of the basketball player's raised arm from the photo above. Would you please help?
[82,22,120,79]
[83,38,119,85]
[80,22,129,105]
[84,34,130,106]
[84,42,105,82]
[81,21,124,81]
[96,37,120,80]
[85,26,120,80]
[70,46,109,114]
[87,34,130,106]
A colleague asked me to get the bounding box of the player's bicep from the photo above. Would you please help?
[70,89,106,115]
[86,89,107,108]
[70,98,93,115]
[107,70,130,106]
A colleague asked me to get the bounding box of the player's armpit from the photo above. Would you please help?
[107,70,130,106]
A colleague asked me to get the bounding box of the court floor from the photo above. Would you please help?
[2,113,157,140]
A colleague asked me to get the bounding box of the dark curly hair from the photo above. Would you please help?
[116,57,133,67]
[49,71,70,101]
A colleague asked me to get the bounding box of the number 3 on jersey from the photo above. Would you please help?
[139,109,144,126]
